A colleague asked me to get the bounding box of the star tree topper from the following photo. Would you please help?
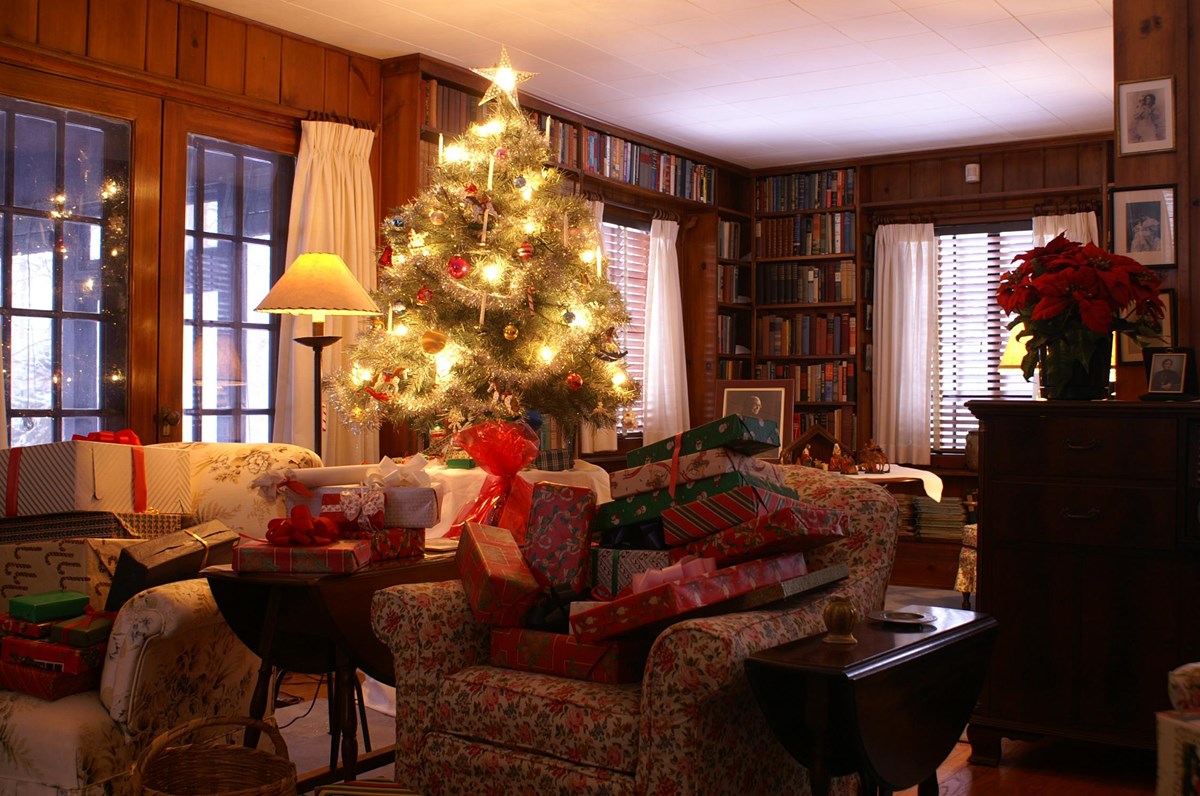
[472,46,536,108]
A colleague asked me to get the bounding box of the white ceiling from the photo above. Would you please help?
[197,0,1115,169]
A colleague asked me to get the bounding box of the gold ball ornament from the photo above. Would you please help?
[503,324,519,341]
[421,329,449,354]
[430,210,447,225]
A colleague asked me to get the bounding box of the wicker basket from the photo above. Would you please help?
[132,716,297,796]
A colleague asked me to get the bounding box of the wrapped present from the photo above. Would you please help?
[50,609,114,647]
[286,455,433,490]
[8,590,89,623]
[371,528,425,562]
[598,520,667,551]
[104,520,239,612]
[0,613,52,639]
[590,547,672,601]
[1156,710,1200,796]
[625,414,779,467]
[1,636,108,674]
[0,538,137,614]
[0,659,101,701]
[0,511,191,547]
[456,522,540,627]
[570,552,809,642]
[0,440,191,518]
[722,562,849,612]
[446,455,476,469]
[522,482,595,594]
[320,488,386,535]
[532,448,573,472]
[232,538,371,574]
[287,485,439,532]
[594,471,796,532]
[661,484,803,546]
[490,627,651,684]
[610,447,786,499]
[447,421,539,543]
[668,506,848,564]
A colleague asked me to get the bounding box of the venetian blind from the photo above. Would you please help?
[602,220,649,434]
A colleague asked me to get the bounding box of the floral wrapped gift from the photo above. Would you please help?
[660,483,802,546]
[489,627,652,684]
[625,414,779,467]
[522,482,595,594]
[609,446,785,500]
[1,636,108,675]
[667,505,848,565]
[455,522,541,627]
[371,528,425,562]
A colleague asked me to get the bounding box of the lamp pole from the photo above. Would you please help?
[295,318,340,460]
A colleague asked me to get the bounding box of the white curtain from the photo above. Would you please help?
[578,199,619,454]
[872,223,937,465]
[273,120,378,466]
[1033,211,1097,245]
[642,218,690,445]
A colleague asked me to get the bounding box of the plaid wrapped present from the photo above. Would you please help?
[594,472,796,532]
[456,522,540,627]
[625,414,779,467]
[8,590,89,623]
[0,613,53,639]
[667,505,848,564]
[610,447,785,499]
[490,627,651,684]
[570,552,808,642]
[522,483,594,594]
[1,636,108,674]
[661,484,802,546]
[590,547,672,601]
[0,659,101,701]
[232,539,371,574]
[532,448,573,472]
[371,529,425,562]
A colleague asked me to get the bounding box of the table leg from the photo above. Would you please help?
[918,773,939,796]
[244,587,283,749]
[327,672,341,770]
[334,657,359,782]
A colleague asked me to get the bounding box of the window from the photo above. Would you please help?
[601,214,649,435]
[0,96,131,445]
[931,224,1034,451]
[183,135,292,442]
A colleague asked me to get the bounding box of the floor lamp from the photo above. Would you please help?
[256,252,379,459]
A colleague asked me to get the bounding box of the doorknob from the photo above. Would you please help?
[159,406,182,438]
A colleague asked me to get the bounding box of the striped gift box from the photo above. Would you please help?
[660,485,799,546]
[667,506,848,565]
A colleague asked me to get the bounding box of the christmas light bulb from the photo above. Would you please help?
[444,144,469,163]
[435,347,457,378]
[520,186,533,201]
[539,345,555,364]
[612,370,627,387]
[482,262,504,283]
[580,250,596,265]
[392,323,409,337]
[523,221,537,235]
[568,307,590,329]
[475,119,505,137]
[351,365,373,385]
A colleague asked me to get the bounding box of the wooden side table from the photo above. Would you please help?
[203,552,457,791]
[744,605,996,795]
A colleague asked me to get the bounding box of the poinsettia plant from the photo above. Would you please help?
[997,233,1165,387]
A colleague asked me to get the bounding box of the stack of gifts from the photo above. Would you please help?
[0,589,114,700]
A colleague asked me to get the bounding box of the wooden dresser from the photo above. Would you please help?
[966,400,1200,763]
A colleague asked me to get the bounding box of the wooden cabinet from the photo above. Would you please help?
[966,400,1200,763]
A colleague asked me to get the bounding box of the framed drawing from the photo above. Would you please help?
[1120,289,1175,364]
[717,379,792,460]
[1117,76,1174,155]
[1112,185,1175,267]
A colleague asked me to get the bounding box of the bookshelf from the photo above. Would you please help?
[751,166,864,453]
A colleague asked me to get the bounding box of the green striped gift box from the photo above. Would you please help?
[661,485,799,545]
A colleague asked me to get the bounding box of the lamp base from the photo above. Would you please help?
[293,335,342,460]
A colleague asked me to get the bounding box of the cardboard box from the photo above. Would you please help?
[0,659,101,701]
[667,506,848,565]
[489,627,651,684]
[0,537,138,614]
[232,539,371,574]
[0,440,191,517]
[104,520,239,612]
[456,522,540,627]
[1156,710,1200,796]
[594,472,796,532]
[625,414,779,467]
[610,447,786,499]
[286,485,439,530]
[522,482,594,594]
[0,511,193,546]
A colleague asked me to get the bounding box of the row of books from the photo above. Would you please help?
[717,219,747,260]
[422,79,486,135]
[795,407,857,452]
[717,263,752,305]
[756,213,856,258]
[528,111,579,168]
[582,129,716,204]
[755,360,857,403]
[756,168,856,213]
[715,359,748,379]
[717,313,746,355]
[756,260,856,305]
[757,312,857,358]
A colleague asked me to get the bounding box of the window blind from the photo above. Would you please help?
[602,221,649,434]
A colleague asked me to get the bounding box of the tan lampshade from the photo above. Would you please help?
[255,252,380,326]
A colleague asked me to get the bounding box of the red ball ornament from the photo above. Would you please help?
[447,256,469,279]
[565,372,583,391]
[416,285,433,305]
[494,146,509,160]
[517,241,534,259]
[465,183,478,195]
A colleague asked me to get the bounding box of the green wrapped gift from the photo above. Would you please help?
[626,414,779,467]
[8,590,89,623]
[593,471,796,532]
[446,457,476,469]
[50,612,115,647]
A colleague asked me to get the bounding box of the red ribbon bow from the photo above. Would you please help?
[265,504,341,546]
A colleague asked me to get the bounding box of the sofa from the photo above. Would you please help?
[0,441,321,795]
[371,463,899,796]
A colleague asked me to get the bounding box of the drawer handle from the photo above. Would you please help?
[1063,438,1101,451]
[1061,508,1101,521]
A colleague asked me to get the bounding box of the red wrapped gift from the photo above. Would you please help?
[570,552,809,642]
[668,505,848,565]
[1,636,108,674]
[371,528,425,562]
[232,539,371,573]
[660,485,799,546]
[489,627,651,684]
[0,659,102,700]
[0,613,53,639]
[320,488,386,537]
[447,421,539,543]
[522,482,595,594]
[456,522,540,627]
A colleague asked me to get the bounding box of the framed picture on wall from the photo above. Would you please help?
[1117,76,1174,155]
[1120,288,1175,364]
[717,379,792,460]
[1112,185,1175,267]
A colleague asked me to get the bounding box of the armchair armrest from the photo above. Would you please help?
[100,578,258,743]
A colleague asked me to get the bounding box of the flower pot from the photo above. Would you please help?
[1038,334,1112,400]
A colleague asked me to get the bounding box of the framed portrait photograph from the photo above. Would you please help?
[1145,350,1188,395]
[1120,288,1175,364]
[1112,185,1175,267]
[1117,76,1174,155]
[717,379,792,460]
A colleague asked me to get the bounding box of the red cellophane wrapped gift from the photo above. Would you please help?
[668,505,848,565]
[489,627,651,684]
[522,482,595,594]
[447,421,539,543]
[570,552,809,642]
[456,522,541,627]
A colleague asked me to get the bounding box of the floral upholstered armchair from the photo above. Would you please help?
[371,464,898,796]
[0,441,321,795]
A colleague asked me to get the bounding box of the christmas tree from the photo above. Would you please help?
[326,49,640,444]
